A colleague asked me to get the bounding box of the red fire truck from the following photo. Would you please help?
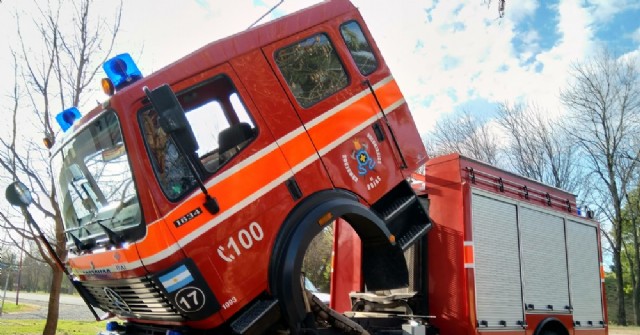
[3,0,606,334]
[331,154,607,335]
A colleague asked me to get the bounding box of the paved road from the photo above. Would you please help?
[0,291,97,321]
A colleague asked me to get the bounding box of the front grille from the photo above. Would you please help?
[81,276,185,321]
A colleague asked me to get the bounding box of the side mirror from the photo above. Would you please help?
[4,182,101,320]
[143,84,219,215]
[143,85,198,154]
[5,181,33,207]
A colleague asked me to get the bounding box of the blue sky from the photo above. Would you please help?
[0,0,639,137]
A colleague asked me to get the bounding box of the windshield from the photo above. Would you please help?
[52,110,142,247]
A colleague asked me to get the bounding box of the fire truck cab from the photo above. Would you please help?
[49,0,431,334]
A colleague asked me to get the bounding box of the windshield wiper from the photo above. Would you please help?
[64,217,109,233]
[66,218,124,248]
[68,232,96,252]
[97,223,124,245]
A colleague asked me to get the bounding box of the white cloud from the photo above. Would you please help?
[0,0,624,137]
[633,27,640,44]
[370,0,524,131]
[386,0,602,131]
[115,0,268,73]
[620,48,640,63]
[506,0,539,22]
[526,0,597,116]
[587,0,639,24]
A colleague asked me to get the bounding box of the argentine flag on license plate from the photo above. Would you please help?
[159,265,194,293]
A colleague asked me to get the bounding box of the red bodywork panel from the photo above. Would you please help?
[428,154,607,335]
[330,219,362,312]
[331,154,607,335]
[62,0,426,330]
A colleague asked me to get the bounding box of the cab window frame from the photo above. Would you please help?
[274,32,351,109]
[339,20,379,76]
[137,74,258,202]
[52,109,146,247]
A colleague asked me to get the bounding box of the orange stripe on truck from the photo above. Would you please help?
[277,131,318,170]
[69,76,404,272]
[373,79,403,110]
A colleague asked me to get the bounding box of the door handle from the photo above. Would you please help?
[372,122,385,142]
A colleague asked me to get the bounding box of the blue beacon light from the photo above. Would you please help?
[55,107,82,132]
[102,53,143,90]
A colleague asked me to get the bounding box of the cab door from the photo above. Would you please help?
[262,17,405,204]
[137,62,297,320]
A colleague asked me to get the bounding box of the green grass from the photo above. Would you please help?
[608,325,640,334]
[0,320,107,335]
[0,303,39,314]
[0,322,629,335]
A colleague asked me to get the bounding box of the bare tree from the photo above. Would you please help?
[483,0,506,18]
[622,189,640,324]
[0,1,122,334]
[560,49,640,326]
[496,101,584,195]
[426,109,501,165]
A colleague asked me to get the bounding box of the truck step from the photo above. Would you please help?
[381,195,417,223]
[230,298,279,335]
[373,182,432,252]
[398,222,431,251]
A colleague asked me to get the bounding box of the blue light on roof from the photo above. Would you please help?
[103,53,143,90]
[55,107,82,132]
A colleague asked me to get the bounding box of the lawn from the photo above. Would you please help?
[0,320,107,335]
[608,325,640,334]
[0,322,634,335]
[0,303,39,314]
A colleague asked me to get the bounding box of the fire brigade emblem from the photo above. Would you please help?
[352,139,375,175]
[342,134,383,190]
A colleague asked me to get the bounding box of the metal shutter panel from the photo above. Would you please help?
[519,207,570,311]
[472,194,524,327]
[566,220,604,327]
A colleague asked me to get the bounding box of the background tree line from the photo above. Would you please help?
[425,50,640,325]
[0,1,121,334]
[0,247,75,295]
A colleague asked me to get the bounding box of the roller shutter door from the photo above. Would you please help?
[566,220,604,327]
[519,207,570,312]
[472,193,524,328]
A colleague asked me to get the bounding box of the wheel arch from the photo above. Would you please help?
[533,317,570,335]
[268,189,408,330]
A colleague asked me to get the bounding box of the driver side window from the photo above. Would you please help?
[139,74,257,201]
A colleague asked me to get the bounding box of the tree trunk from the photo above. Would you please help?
[42,267,63,335]
[615,248,628,325]
[632,206,640,325]
[635,281,640,325]
[624,240,638,325]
